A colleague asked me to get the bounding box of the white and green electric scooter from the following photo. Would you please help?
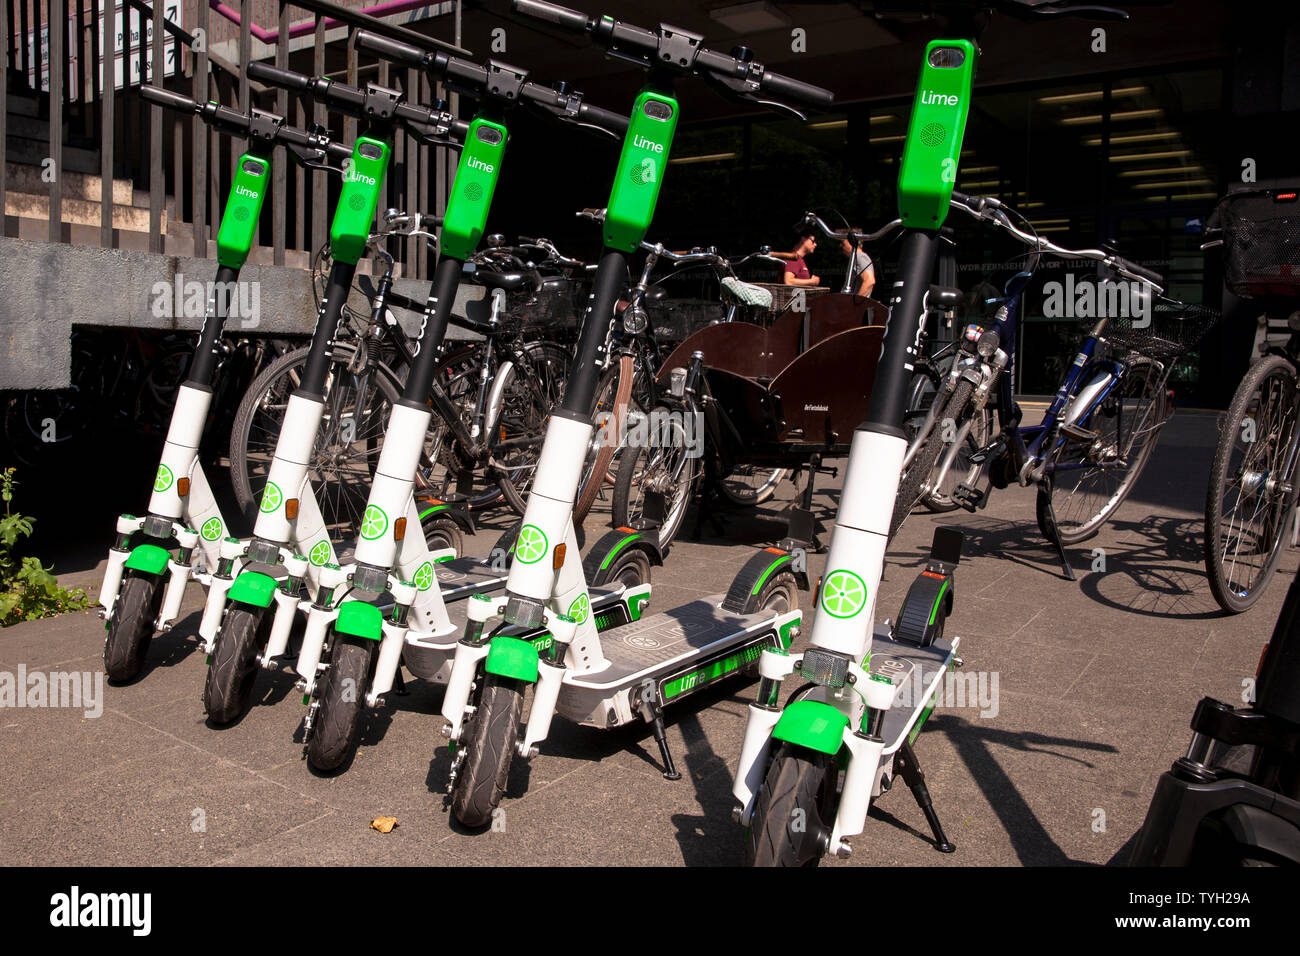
[438,2,835,828]
[197,70,479,725]
[260,37,639,771]
[98,89,352,683]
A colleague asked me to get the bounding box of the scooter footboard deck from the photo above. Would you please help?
[434,557,509,601]
[869,633,957,755]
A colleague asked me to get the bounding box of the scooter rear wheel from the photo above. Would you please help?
[306,637,376,772]
[203,605,271,725]
[746,741,836,867]
[450,673,523,828]
[103,572,164,682]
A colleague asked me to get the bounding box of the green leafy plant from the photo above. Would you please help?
[0,468,91,626]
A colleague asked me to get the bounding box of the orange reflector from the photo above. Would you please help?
[285,498,299,520]
[500,424,507,442]
[763,546,786,554]
[176,477,190,496]
[1258,643,1271,678]
[394,517,407,541]
[553,542,566,570]
[813,575,822,608]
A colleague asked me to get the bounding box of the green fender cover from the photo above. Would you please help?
[485,635,539,683]
[772,699,849,756]
[336,600,383,641]
[124,543,171,575]
[227,570,278,608]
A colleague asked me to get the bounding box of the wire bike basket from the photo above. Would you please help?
[1099,298,1221,363]
[1214,183,1300,300]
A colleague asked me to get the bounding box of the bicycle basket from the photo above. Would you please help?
[1099,299,1221,362]
[517,285,581,330]
[1214,183,1300,299]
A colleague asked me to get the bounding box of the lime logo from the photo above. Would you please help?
[413,561,435,591]
[200,518,222,541]
[309,540,332,566]
[154,464,174,493]
[514,525,548,564]
[821,570,867,619]
[259,481,283,514]
[567,592,590,626]
[630,156,657,186]
[360,505,389,540]
[463,182,484,202]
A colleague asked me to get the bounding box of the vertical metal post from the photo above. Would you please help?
[404,65,417,279]
[193,0,208,257]
[149,0,163,252]
[311,17,325,256]
[0,0,8,232]
[100,0,114,247]
[273,0,288,265]
[49,0,64,242]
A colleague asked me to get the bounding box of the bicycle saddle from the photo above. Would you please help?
[928,285,963,310]
[473,270,540,293]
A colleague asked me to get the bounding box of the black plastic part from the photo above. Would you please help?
[1258,574,1300,727]
[868,230,940,431]
[896,741,955,852]
[400,255,462,405]
[562,249,628,416]
[720,548,808,614]
[582,528,663,587]
[1035,478,1077,580]
[298,259,357,399]
[184,265,239,388]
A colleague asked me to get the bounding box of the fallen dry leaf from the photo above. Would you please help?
[370,816,398,834]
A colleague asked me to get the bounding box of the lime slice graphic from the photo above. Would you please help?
[200,518,222,541]
[309,540,332,566]
[567,592,591,626]
[514,525,548,564]
[821,569,867,619]
[259,481,283,514]
[360,505,388,540]
[154,465,174,493]
[412,561,435,591]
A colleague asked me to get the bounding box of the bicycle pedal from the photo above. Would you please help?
[952,483,984,512]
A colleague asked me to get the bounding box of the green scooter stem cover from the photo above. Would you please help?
[216,153,270,269]
[330,136,391,264]
[604,89,678,254]
[440,117,508,260]
[897,39,977,229]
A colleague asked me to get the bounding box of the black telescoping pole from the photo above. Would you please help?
[297,259,359,400]
[560,248,628,417]
[184,264,240,388]
[397,254,462,407]
[863,229,941,434]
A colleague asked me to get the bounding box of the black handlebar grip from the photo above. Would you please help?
[1117,258,1164,285]
[759,69,834,110]
[247,60,311,91]
[578,101,628,135]
[140,85,199,113]
[511,0,592,32]
[354,29,427,68]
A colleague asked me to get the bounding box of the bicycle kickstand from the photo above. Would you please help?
[1037,476,1076,581]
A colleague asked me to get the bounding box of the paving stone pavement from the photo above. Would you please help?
[0,409,1288,866]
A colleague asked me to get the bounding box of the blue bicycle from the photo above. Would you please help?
[894,191,1218,578]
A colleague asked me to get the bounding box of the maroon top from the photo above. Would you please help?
[784,256,811,280]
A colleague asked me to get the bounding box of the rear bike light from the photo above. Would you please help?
[800,647,850,688]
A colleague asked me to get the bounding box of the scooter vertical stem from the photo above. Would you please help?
[560,249,628,416]
[185,264,239,387]
[866,229,941,432]
[400,255,463,404]
[298,259,357,399]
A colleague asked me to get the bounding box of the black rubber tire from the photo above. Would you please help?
[1036,358,1165,545]
[103,572,164,682]
[493,342,571,515]
[450,674,524,828]
[611,411,699,549]
[741,570,799,676]
[1204,354,1299,614]
[600,547,652,590]
[422,516,464,557]
[203,605,272,724]
[745,741,836,867]
[892,379,975,537]
[719,465,788,508]
[306,637,376,772]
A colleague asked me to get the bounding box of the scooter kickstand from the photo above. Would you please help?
[896,741,954,853]
[392,665,409,697]
[635,681,681,780]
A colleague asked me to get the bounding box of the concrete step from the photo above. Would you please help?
[4,162,133,204]
[4,135,100,176]
[5,191,169,232]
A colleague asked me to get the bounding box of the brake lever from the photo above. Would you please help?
[287,144,345,176]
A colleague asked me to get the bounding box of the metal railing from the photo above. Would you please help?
[2,0,465,279]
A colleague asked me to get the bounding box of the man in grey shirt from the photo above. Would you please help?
[839,233,875,297]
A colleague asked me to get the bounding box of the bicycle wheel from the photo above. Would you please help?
[492,341,571,515]
[574,355,636,525]
[924,404,993,512]
[419,344,506,510]
[612,407,699,548]
[891,378,975,537]
[1205,354,1299,614]
[229,344,401,540]
[1039,358,1167,545]
[719,465,788,507]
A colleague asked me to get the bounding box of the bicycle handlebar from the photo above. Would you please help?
[245,61,467,145]
[950,190,1165,291]
[354,29,629,137]
[139,85,353,165]
[511,0,834,113]
[799,211,902,245]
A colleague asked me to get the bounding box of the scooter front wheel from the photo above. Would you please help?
[306,637,376,772]
[203,605,271,725]
[450,673,524,828]
[745,741,836,867]
[103,572,164,682]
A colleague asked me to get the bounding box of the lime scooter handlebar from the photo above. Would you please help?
[139,84,354,165]
[512,0,835,113]
[353,29,629,138]
[245,61,470,145]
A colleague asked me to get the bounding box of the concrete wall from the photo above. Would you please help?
[0,236,483,389]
